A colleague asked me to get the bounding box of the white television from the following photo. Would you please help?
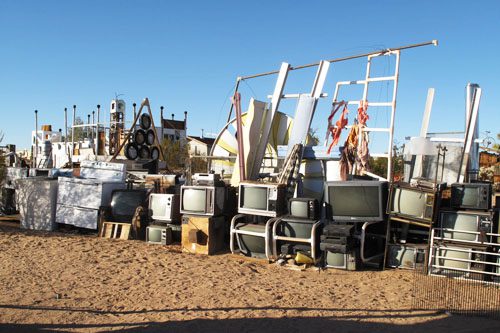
[180,185,226,217]
[149,193,180,222]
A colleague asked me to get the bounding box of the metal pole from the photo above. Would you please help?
[226,78,241,123]
[64,107,68,159]
[71,105,76,163]
[160,106,164,142]
[96,104,100,158]
[34,110,38,168]
[87,114,90,139]
[133,102,137,123]
[239,40,438,80]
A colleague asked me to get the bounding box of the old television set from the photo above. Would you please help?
[238,182,287,217]
[233,223,268,259]
[451,183,492,210]
[388,183,438,224]
[323,250,358,271]
[149,193,180,222]
[324,180,388,222]
[180,185,226,217]
[110,189,148,222]
[386,244,427,270]
[146,225,172,245]
[288,198,319,220]
[432,246,486,279]
[438,210,493,243]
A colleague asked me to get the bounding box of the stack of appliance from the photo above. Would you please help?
[124,113,160,161]
[180,173,234,255]
[146,192,181,245]
[322,180,388,270]
[385,181,445,270]
[230,181,287,259]
[429,182,500,282]
[55,161,127,230]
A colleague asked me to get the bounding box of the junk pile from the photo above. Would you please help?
[3,40,499,285]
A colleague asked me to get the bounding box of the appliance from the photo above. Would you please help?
[149,193,180,222]
[180,185,227,217]
[288,198,319,220]
[56,161,126,229]
[386,244,427,270]
[324,181,388,222]
[181,215,226,255]
[146,225,173,245]
[238,182,287,217]
[272,217,322,260]
[324,249,358,270]
[388,183,439,224]
[431,245,486,279]
[232,223,269,259]
[450,183,492,210]
[15,178,58,231]
[192,173,222,186]
[438,210,494,243]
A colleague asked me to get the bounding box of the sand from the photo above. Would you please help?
[0,220,499,333]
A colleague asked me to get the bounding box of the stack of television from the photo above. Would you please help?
[322,180,388,270]
[231,182,288,258]
[385,181,444,270]
[146,192,181,244]
[431,182,500,282]
[179,173,234,253]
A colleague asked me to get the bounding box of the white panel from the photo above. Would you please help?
[16,178,58,231]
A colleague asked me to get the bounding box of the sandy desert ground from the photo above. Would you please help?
[0,220,499,333]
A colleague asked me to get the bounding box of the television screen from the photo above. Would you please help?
[440,212,480,242]
[326,251,345,268]
[329,186,379,218]
[182,188,206,213]
[150,194,169,219]
[451,183,491,210]
[111,190,147,220]
[458,187,479,207]
[290,201,308,219]
[390,187,431,220]
[242,186,267,210]
[437,248,470,271]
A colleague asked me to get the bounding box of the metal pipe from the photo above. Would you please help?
[96,104,100,158]
[226,78,241,123]
[34,109,38,168]
[71,105,76,163]
[64,107,68,160]
[133,102,137,124]
[233,92,246,181]
[239,40,438,80]
[160,106,164,142]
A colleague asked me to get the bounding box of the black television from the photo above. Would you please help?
[110,189,148,222]
[450,183,492,210]
[288,198,319,220]
[324,180,388,222]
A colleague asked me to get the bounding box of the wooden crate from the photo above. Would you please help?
[99,222,131,240]
[181,215,226,255]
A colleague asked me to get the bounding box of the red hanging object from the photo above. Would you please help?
[357,100,369,126]
[326,102,349,154]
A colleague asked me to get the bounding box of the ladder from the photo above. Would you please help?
[326,50,401,181]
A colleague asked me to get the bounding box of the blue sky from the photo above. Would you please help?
[0,0,499,152]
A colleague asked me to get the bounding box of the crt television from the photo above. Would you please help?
[324,180,388,222]
[146,225,172,245]
[110,189,148,222]
[288,198,319,220]
[238,182,287,217]
[180,185,226,217]
[386,244,426,270]
[451,183,492,210]
[149,193,180,222]
[388,183,438,224]
[439,210,493,243]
